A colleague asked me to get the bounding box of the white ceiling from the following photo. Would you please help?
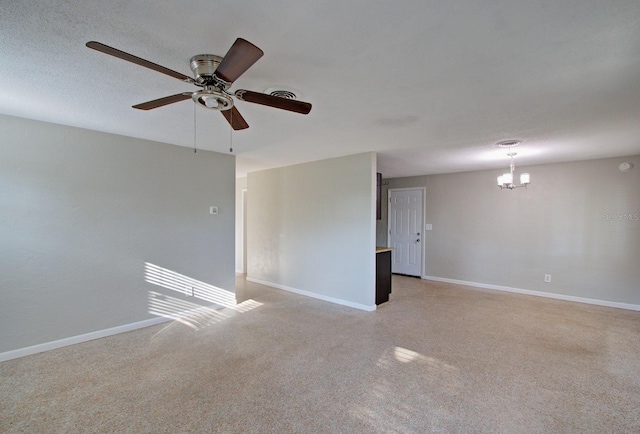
[1,0,640,178]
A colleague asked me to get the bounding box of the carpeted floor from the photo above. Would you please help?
[1,276,639,433]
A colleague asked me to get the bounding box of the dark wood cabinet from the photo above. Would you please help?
[376,250,392,305]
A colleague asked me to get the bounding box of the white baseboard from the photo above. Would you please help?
[246,277,376,312]
[422,276,640,311]
[0,303,229,363]
[0,316,170,363]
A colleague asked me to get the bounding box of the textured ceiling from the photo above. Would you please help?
[1,0,640,178]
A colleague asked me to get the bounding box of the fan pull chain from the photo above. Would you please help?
[229,109,233,153]
[193,103,197,153]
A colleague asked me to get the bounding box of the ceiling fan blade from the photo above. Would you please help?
[234,90,312,114]
[133,93,193,110]
[221,106,249,130]
[213,38,264,84]
[86,41,194,83]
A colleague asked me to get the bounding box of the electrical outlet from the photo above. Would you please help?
[544,274,551,283]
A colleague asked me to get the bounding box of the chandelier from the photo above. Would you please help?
[496,140,530,190]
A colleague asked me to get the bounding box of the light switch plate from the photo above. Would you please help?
[425,224,432,230]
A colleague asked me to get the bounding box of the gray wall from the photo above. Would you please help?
[247,152,377,309]
[0,114,236,353]
[377,156,640,305]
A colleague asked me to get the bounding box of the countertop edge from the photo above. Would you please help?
[376,246,395,253]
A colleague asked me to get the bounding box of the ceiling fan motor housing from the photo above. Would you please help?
[190,54,226,87]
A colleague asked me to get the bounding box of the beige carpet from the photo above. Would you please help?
[1,276,639,433]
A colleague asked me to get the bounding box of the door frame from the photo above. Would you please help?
[387,187,426,277]
[242,188,247,274]
[236,188,248,275]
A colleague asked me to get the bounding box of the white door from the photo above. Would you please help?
[389,188,423,276]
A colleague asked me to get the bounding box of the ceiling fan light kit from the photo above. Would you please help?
[192,87,234,110]
[496,140,531,190]
[85,38,312,130]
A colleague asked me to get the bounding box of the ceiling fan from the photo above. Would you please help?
[86,38,312,130]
